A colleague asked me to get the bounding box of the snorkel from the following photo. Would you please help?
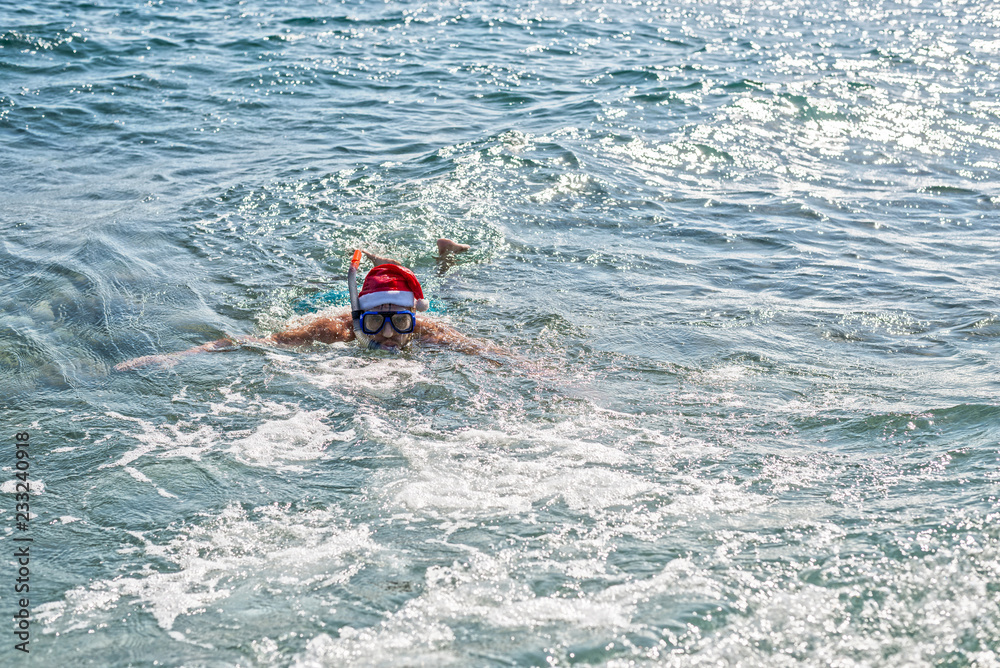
[348,249,363,326]
[348,249,398,352]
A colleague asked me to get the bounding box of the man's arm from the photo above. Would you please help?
[415,318,504,356]
[112,337,242,371]
[269,313,356,345]
[113,312,509,371]
[114,313,356,371]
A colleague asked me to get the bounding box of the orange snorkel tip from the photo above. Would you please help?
[348,249,363,316]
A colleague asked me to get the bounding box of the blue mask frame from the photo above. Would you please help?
[359,310,416,335]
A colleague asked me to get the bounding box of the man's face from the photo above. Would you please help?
[368,304,415,348]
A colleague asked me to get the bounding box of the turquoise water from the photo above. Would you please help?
[2,0,999,664]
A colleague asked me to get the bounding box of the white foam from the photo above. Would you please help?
[656,542,1000,667]
[100,412,221,469]
[379,411,762,529]
[299,356,429,393]
[102,389,352,479]
[0,479,44,494]
[293,552,719,667]
[38,504,376,634]
[226,410,336,471]
[122,466,177,498]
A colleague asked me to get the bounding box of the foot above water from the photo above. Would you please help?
[437,238,470,254]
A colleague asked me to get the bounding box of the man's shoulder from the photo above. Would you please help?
[415,316,457,339]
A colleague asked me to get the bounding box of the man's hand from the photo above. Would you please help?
[113,354,179,371]
[113,338,238,372]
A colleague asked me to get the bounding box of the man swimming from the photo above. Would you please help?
[114,239,493,371]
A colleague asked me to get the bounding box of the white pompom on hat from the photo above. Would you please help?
[358,263,429,312]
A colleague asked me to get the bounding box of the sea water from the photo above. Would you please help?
[2,0,999,665]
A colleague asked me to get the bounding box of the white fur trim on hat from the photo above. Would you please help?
[358,290,415,310]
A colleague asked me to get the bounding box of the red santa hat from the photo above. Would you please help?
[358,264,429,312]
